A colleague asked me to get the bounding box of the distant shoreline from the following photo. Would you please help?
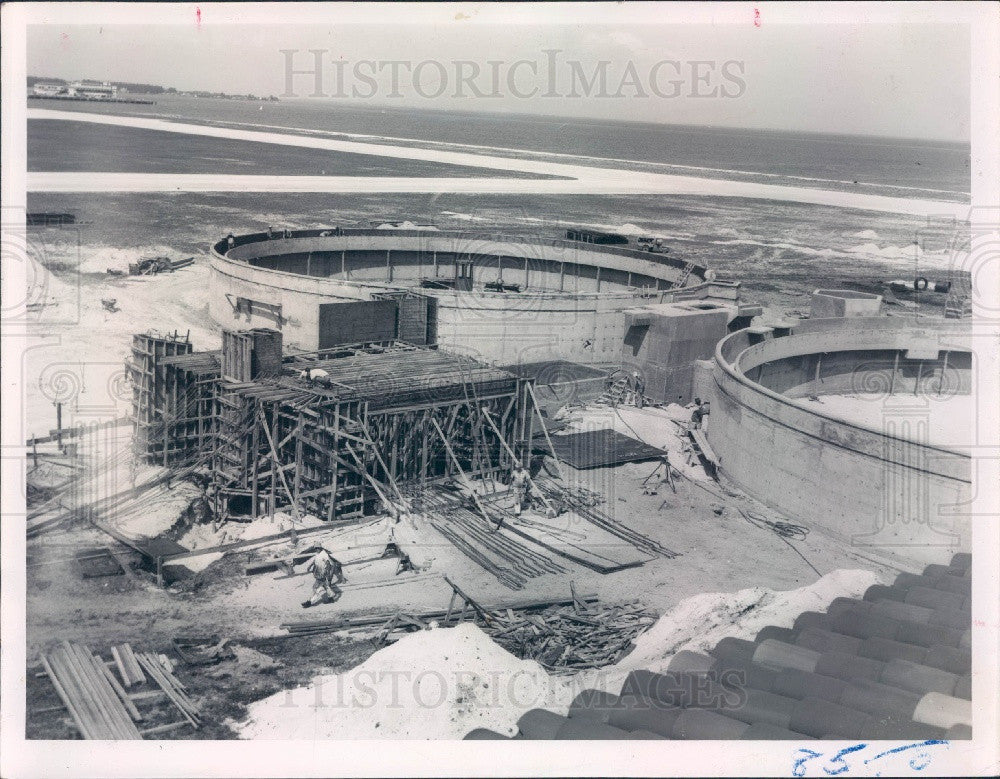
[26,107,970,218]
[29,94,155,106]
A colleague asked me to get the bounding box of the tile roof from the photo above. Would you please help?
[465,553,973,740]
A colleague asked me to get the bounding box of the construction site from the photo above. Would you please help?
[23,223,977,745]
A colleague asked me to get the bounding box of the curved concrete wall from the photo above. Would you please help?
[708,317,973,565]
[210,228,723,365]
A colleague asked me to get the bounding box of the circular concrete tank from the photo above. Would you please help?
[707,317,973,564]
[209,227,725,365]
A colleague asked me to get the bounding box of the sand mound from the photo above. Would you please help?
[238,622,548,739]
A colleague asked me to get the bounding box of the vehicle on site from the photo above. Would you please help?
[636,236,670,253]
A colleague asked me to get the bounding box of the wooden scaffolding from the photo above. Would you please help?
[211,343,533,523]
[131,332,532,524]
[129,332,220,466]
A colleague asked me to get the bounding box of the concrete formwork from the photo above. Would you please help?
[708,317,973,565]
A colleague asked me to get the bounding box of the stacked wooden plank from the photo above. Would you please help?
[40,642,143,739]
[111,643,145,687]
[134,651,201,729]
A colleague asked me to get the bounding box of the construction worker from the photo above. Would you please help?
[632,371,645,408]
[511,461,529,518]
[298,367,330,384]
[301,547,346,608]
[690,398,710,429]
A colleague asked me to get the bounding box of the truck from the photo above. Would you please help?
[636,236,670,253]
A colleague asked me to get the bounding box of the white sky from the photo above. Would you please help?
[27,18,970,141]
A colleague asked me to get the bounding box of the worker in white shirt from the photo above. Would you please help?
[301,548,346,608]
[511,461,530,518]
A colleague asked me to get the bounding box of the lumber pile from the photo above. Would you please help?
[127,256,193,275]
[487,599,657,672]
[111,643,146,687]
[134,651,202,730]
[38,642,202,739]
[41,642,144,739]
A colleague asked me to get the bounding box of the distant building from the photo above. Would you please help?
[32,82,65,96]
[68,80,118,99]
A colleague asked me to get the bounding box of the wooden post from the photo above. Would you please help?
[327,404,339,523]
[251,403,260,518]
[293,411,303,506]
[526,381,567,482]
[914,360,923,395]
[420,409,430,488]
[257,406,301,522]
[889,350,899,395]
[430,417,493,524]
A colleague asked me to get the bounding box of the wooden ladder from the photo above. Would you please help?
[673,262,697,288]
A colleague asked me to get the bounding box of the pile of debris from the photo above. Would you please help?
[487,599,658,672]
[107,256,194,277]
[280,580,658,673]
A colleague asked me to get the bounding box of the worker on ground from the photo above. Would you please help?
[301,547,346,608]
[511,461,530,518]
[632,371,645,408]
[690,398,710,430]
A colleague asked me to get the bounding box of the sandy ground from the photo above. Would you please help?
[27,109,967,217]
